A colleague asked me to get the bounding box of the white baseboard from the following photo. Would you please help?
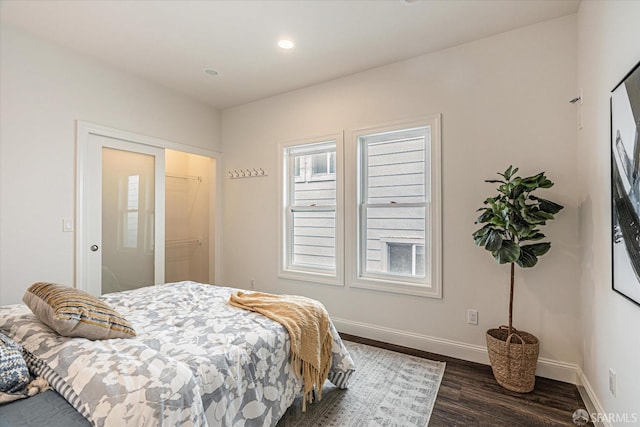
[333,317,579,385]
[576,367,610,427]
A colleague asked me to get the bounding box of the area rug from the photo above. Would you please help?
[277,340,446,427]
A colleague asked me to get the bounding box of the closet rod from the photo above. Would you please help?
[166,173,202,182]
[166,239,202,247]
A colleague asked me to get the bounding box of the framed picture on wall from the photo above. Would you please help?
[611,59,640,307]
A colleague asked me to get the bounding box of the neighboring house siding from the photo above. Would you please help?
[292,209,335,267]
[364,136,425,274]
[292,135,426,274]
[291,158,337,268]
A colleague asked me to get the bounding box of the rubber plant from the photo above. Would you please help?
[472,166,564,335]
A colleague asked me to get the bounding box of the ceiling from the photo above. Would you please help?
[0,0,580,110]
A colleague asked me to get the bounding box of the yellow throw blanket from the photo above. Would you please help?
[228,291,332,411]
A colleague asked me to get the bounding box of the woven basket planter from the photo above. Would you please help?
[486,326,539,393]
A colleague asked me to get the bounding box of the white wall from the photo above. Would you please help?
[221,15,581,371]
[0,26,220,304]
[577,1,640,421]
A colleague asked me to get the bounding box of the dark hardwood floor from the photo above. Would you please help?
[340,334,591,427]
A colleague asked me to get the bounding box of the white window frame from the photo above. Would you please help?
[277,133,344,286]
[294,157,303,181]
[346,115,442,298]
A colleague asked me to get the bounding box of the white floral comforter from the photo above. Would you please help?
[0,281,356,426]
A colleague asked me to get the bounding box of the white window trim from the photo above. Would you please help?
[277,132,344,286]
[345,115,442,298]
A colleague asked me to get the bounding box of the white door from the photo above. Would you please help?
[78,127,165,296]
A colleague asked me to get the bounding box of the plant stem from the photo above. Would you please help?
[509,262,514,335]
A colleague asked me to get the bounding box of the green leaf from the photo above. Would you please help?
[516,246,539,268]
[492,240,520,264]
[473,225,496,247]
[476,210,496,224]
[520,232,545,241]
[509,186,525,200]
[472,223,493,237]
[538,178,554,188]
[531,196,564,214]
[484,197,496,205]
[484,229,504,252]
[521,173,544,189]
[508,221,526,234]
[521,208,549,224]
[501,165,513,180]
[516,196,528,208]
[522,242,551,256]
[489,216,506,227]
[474,232,490,247]
[502,166,519,180]
[533,210,554,221]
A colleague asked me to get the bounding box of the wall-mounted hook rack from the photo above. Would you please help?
[228,168,268,179]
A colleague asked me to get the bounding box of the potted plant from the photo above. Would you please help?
[472,166,563,392]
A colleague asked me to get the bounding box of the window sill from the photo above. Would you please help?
[349,277,442,298]
[278,269,344,287]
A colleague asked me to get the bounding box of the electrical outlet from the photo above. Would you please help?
[609,369,616,397]
[250,279,255,290]
[467,309,478,325]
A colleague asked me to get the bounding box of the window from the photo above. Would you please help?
[123,175,140,248]
[311,152,336,177]
[349,116,441,297]
[120,174,154,253]
[277,116,441,298]
[278,134,343,285]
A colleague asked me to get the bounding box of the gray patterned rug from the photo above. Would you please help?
[277,340,446,427]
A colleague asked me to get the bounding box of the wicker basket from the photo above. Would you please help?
[486,326,539,393]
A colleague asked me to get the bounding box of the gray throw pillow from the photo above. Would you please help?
[0,332,30,393]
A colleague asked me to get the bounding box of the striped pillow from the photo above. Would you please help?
[23,282,136,340]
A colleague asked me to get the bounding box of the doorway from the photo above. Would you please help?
[76,122,218,296]
[165,150,213,284]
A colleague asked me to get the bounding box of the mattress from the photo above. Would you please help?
[0,390,91,427]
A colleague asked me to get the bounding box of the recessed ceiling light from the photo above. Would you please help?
[278,39,295,49]
[204,68,219,76]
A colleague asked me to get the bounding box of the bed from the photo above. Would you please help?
[0,281,356,426]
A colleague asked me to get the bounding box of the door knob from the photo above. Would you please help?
[90,245,99,252]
